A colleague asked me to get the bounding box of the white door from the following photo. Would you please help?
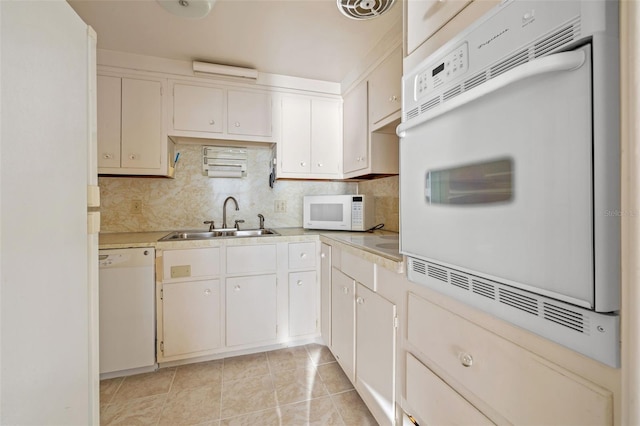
[311,99,342,176]
[173,83,224,133]
[343,80,368,174]
[281,96,311,174]
[330,268,355,381]
[289,271,318,337]
[163,280,222,357]
[228,90,272,137]
[356,284,396,424]
[97,75,121,168]
[226,275,277,346]
[401,46,596,308]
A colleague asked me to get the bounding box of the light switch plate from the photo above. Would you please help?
[171,265,191,278]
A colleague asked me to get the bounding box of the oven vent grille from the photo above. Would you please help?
[450,272,470,290]
[406,107,419,121]
[442,86,462,102]
[408,258,593,337]
[428,264,448,282]
[499,288,538,315]
[406,17,582,125]
[543,302,587,333]
[490,49,529,78]
[463,72,486,91]
[421,97,440,113]
[472,279,496,300]
[534,20,580,58]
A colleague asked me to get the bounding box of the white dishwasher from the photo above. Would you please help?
[99,248,156,377]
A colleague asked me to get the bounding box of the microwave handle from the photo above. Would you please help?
[397,49,586,137]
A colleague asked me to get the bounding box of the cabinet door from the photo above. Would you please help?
[280,96,311,174]
[330,268,355,381]
[162,279,221,357]
[369,48,402,128]
[356,284,396,425]
[405,353,494,426]
[226,275,277,346]
[320,243,332,345]
[407,0,471,55]
[228,90,271,137]
[288,242,316,270]
[173,83,223,133]
[343,80,368,174]
[311,99,342,176]
[97,75,121,168]
[289,271,318,337]
[121,78,163,169]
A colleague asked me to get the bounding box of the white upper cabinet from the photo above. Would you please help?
[406,0,472,56]
[169,80,274,143]
[342,80,368,175]
[173,83,223,133]
[227,89,272,137]
[97,72,173,177]
[368,47,402,130]
[278,94,342,179]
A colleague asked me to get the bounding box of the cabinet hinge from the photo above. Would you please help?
[160,341,164,353]
[160,288,163,301]
[394,316,398,329]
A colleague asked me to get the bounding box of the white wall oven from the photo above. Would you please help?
[398,0,620,366]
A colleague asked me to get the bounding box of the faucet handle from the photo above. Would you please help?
[234,219,245,230]
[203,220,215,231]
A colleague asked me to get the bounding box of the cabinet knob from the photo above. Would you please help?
[389,95,398,102]
[129,154,137,160]
[234,122,240,127]
[300,253,307,259]
[102,153,113,159]
[209,120,215,125]
[459,352,474,367]
[356,297,364,305]
[204,288,211,296]
[300,161,306,167]
[321,253,326,259]
[234,285,241,292]
[297,280,303,286]
[317,162,323,167]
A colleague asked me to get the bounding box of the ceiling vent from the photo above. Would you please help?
[337,0,396,20]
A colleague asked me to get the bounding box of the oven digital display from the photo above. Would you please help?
[432,63,445,77]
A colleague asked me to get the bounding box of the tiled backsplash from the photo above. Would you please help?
[99,144,357,232]
[99,143,400,233]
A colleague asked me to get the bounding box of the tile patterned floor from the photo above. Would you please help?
[100,343,378,425]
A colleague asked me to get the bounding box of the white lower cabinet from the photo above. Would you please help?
[405,352,493,426]
[356,283,396,426]
[289,270,317,338]
[226,274,278,347]
[331,268,355,382]
[162,279,222,358]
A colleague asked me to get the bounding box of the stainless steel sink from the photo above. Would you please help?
[160,228,279,241]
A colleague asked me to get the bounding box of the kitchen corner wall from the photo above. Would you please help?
[99,144,357,233]
[358,175,400,232]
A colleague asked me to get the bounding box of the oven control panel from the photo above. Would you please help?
[415,43,469,100]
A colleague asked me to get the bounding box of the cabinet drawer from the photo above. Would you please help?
[340,251,375,290]
[407,293,613,425]
[288,242,316,269]
[226,244,276,274]
[162,248,220,281]
[405,352,493,426]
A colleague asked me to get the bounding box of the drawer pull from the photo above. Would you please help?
[209,119,215,125]
[234,285,241,292]
[300,252,307,259]
[204,288,211,296]
[459,352,474,367]
[356,297,364,305]
[297,280,303,286]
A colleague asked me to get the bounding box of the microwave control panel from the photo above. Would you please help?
[415,43,469,100]
[351,197,364,229]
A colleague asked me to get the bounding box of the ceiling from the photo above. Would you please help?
[68,0,403,83]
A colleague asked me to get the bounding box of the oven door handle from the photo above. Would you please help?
[397,49,586,137]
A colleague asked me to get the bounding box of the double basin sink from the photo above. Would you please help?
[160,228,279,241]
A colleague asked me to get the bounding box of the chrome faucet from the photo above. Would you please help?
[258,214,265,229]
[222,196,239,229]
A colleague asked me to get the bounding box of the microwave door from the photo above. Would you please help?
[307,201,351,230]
[400,46,594,308]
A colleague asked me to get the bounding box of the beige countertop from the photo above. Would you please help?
[99,228,404,273]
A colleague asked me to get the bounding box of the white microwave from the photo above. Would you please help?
[303,195,375,231]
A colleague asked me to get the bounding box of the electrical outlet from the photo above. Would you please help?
[131,200,143,214]
[275,200,287,213]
